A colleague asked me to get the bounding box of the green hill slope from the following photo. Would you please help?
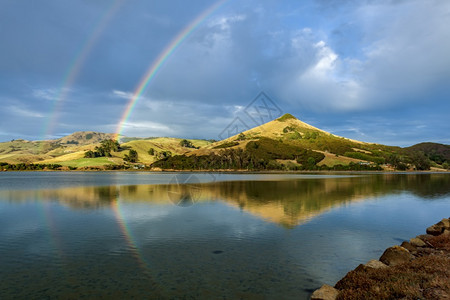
[405,142,450,166]
[1,115,447,170]
[152,114,447,171]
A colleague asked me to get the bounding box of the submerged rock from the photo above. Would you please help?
[310,284,339,300]
[379,246,414,266]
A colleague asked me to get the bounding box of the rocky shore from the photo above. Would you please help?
[311,218,450,299]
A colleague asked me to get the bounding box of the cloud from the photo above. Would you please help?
[119,121,175,136]
[351,0,450,107]
[32,88,61,101]
[147,0,450,114]
[111,89,134,100]
[8,104,44,118]
[0,0,449,145]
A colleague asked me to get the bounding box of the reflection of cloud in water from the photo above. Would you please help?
[117,202,174,221]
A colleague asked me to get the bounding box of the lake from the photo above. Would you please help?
[1,172,449,299]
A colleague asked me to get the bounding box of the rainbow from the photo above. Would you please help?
[41,0,125,140]
[114,0,228,140]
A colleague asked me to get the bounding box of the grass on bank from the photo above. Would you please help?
[55,157,117,167]
[335,234,450,300]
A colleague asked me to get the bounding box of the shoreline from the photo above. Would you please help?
[1,169,449,174]
[311,218,450,299]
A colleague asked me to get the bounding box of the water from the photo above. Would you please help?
[0,172,449,299]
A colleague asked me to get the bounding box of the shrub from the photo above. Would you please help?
[213,141,239,149]
[277,113,297,122]
[124,149,138,163]
[179,139,197,148]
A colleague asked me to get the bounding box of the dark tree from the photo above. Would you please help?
[84,150,96,158]
[180,139,195,148]
[156,151,172,160]
[84,139,120,158]
[411,152,431,170]
[236,133,246,141]
[124,149,138,163]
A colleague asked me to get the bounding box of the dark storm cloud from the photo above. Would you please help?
[0,0,449,146]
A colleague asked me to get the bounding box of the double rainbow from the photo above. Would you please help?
[114,0,228,140]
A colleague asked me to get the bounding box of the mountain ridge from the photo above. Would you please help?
[0,114,448,170]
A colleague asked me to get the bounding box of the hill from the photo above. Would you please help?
[0,132,118,164]
[37,137,212,168]
[0,115,448,170]
[405,142,450,166]
[55,131,116,146]
[152,114,448,171]
[0,132,212,168]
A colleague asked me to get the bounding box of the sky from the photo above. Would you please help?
[1,0,449,146]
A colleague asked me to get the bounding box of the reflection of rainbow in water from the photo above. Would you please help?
[38,194,67,271]
[40,0,125,141]
[111,197,150,273]
[110,195,163,296]
[114,0,229,140]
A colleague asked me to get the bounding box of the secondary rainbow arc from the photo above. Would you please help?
[40,0,124,141]
[114,0,228,140]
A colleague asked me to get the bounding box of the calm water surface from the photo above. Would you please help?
[0,172,449,299]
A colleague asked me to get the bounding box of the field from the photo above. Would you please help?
[24,136,213,167]
[55,157,119,167]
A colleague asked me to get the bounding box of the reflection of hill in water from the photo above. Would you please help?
[1,174,449,227]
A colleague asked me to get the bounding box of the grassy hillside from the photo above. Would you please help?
[34,137,212,167]
[405,142,450,165]
[117,138,211,164]
[0,140,56,163]
[56,131,116,146]
[1,116,447,170]
[153,114,447,171]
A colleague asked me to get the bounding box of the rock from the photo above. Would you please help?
[365,259,388,269]
[354,259,389,272]
[416,234,433,242]
[426,219,450,236]
[442,229,450,236]
[310,284,339,300]
[400,241,417,252]
[409,237,426,247]
[379,246,414,266]
[426,224,444,236]
[439,218,450,229]
[354,264,366,273]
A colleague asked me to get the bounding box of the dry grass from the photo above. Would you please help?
[316,151,368,167]
[336,234,450,299]
[336,255,450,299]
[0,134,211,167]
[120,138,211,163]
[426,233,450,251]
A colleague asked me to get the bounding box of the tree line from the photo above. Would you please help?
[0,162,64,171]
[84,139,138,163]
